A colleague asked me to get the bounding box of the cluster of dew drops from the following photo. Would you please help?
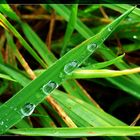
[20,60,79,117]
[20,42,98,117]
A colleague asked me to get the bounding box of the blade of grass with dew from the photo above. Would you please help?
[8,126,140,137]
[0,7,135,134]
[0,14,47,68]
[0,3,117,108]
[0,63,132,139]
[0,63,58,128]
[0,62,124,130]
[48,4,140,83]
[5,31,57,128]
[61,4,78,56]
[20,13,98,105]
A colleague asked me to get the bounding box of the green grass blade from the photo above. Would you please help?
[0,7,135,134]
[103,4,140,19]
[49,4,140,83]
[0,1,20,21]
[0,63,30,86]
[61,4,78,56]
[21,23,57,65]
[71,68,140,79]
[84,54,125,70]
[0,73,16,82]
[8,127,140,137]
[52,90,126,126]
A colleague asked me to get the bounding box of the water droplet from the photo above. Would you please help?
[59,72,65,80]
[5,125,8,128]
[87,43,98,52]
[42,81,58,95]
[133,35,137,39]
[108,26,112,32]
[0,121,4,125]
[20,103,35,116]
[64,61,78,74]
[14,108,17,111]
[127,18,132,21]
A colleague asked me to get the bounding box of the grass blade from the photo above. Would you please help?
[0,6,135,134]
[8,127,140,137]
[61,4,78,56]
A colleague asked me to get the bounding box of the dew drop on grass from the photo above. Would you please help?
[87,43,98,52]
[42,81,58,95]
[133,35,137,39]
[64,61,78,74]
[20,103,35,116]
[108,26,112,32]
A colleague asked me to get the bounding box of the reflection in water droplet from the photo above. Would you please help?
[42,81,58,95]
[108,27,112,32]
[87,43,98,52]
[133,35,137,39]
[20,103,35,116]
[64,61,78,74]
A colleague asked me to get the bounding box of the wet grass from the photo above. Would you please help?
[0,2,140,139]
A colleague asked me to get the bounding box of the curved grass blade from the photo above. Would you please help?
[0,73,16,82]
[84,54,125,70]
[0,7,135,134]
[0,63,30,86]
[8,127,140,137]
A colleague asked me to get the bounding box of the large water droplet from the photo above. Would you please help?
[87,43,97,52]
[64,61,78,74]
[42,81,58,95]
[20,103,35,116]
[133,35,137,39]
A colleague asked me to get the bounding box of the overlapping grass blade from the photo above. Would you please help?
[51,90,126,127]
[0,73,15,81]
[0,7,135,134]
[8,127,140,137]
[84,54,125,69]
[61,4,78,56]
[103,4,140,19]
